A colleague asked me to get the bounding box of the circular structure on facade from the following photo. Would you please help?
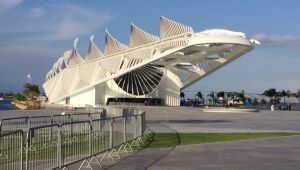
[114,64,164,96]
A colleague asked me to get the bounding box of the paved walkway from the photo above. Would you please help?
[105,135,300,170]
[142,107,300,132]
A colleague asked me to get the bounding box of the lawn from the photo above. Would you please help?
[143,132,300,148]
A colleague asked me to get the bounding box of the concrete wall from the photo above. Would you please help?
[69,88,96,107]
[153,69,181,106]
[95,83,105,105]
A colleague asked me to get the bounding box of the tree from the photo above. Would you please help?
[281,90,287,104]
[246,97,252,104]
[226,92,234,100]
[23,83,40,100]
[239,90,246,103]
[260,98,267,105]
[196,91,203,99]
[207,91,215,106]
[276,91,282,98]
[13,93,26,101]
[217,91,225,99]
[286,90,292,106]
[207,91,215,99]
[292,90,300,110]
[195,91,203,103]
[270,97,281,105]
[262,88,277,104]
[252,98,258,105]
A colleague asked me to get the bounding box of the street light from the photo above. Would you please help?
[27,74,32,84]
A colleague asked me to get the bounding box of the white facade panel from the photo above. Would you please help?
[69,88,96,107]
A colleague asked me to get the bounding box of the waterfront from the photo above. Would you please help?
[0,100,15,110]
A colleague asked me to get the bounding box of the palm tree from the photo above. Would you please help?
[197,91,203,100]
[281,90,287,104]
[261,98,267,105]
[217,91,225,99]
[207,91,215,106]
[23,83,40,101]
[239,90,246,103]
[262,88,277,104]
[276,91,282,105]
[207,91,215,99]
[286,90,292,107]
[292,90,300,110]
[226,92,233,100]
[253,98,258,105]
[246,97,252,104]
[195,91,203,102]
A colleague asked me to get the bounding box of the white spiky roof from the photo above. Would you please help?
[130,24,159,48]
[160,16,193,39]
[104,30,128,55]
[85,35,103,61]
[65,38,84,66]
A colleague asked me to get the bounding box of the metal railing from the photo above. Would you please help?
[145,110,169,124]
[108,102,145,107]
[26,124,59,170]
[0,112,146,170]
[0,112,103,134]
[0,130,24,170]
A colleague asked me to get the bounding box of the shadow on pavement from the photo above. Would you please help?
[105,124,180,170]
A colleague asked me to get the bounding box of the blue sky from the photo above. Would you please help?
[0,0,300,93]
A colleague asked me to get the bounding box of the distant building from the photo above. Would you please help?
[43,17,258,107]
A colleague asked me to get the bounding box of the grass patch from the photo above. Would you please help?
[143,132,300,149]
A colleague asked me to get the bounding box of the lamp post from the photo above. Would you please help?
[27,74,32,84]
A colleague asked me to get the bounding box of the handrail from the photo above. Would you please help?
[0,109,146,170]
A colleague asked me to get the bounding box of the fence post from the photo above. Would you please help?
[20,131,23,170]
[134,115,137,139]
[27,117,31,132]
[89,113,93,156]
[141,112,145,136]
[123,116,126,143]
[110,118,114,149]
[69,114,73,135]
[50,116,53,140]
[89,121,92,156]
[57,125,62,168]
[25,130,29,170]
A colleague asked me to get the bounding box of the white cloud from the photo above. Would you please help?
[0,0,24,13]
[44,5,112,41]
[0,4,112,41]
[0,43,64,58]
[252,33,300,48]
